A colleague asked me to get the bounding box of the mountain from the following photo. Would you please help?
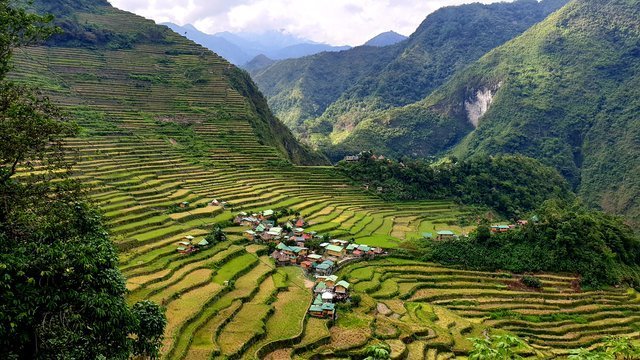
[243,54,276,72]
[162,23,251,65]
[339,0,640,223]
[162,23,350,65]
[251,0,569,146]
[15,0,326,166]
[364,31,407,47]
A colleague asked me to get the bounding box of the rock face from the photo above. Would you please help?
[464,88,495,128]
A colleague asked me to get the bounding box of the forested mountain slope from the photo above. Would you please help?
[13,0,327,165]
[344,0,640,223]
[251,0,568,145]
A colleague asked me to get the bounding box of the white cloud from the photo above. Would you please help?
[108,0,511,45]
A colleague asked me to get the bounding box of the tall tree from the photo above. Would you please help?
[0,1,166,358]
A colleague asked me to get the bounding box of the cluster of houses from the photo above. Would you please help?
[270,238,384,276]
[176,235,210,254]
[308,275,351,320]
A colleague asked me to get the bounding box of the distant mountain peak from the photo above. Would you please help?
[364,31,407,47]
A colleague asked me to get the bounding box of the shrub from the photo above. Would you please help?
[522,275,542,289]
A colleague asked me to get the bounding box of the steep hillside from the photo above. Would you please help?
[344,0,640,222]
[252,0,568,145]
[14,0,326,165]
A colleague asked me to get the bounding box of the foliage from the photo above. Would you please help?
[426,201,640,288]
[338,152,573,217]
[521,275,542,289]
[469,335,526,360]
[363,342,391,360]
[205,226,227,245]
[569,337,640,360]
[0,2,165,358]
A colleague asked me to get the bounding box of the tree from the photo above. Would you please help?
[0,2,165,358]
[205,226,226,244]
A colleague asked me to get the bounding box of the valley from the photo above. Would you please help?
[3,0,639,359]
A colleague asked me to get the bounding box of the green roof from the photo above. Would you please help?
[316,263,331,270]
[321,260,335,266]
[309,305,323,312]
[346,244,359,250]
[255,224,266,232]
[325,275,338,282]
[276,242,292,251]
[263,209,274,216]
[321,303,335,310]
[307,254,323,259]
[313,294,323,305]
[325,244,344,252]
[315,282,327,290]
[437,230,455,235]
[336,280,350,289]
[197,239,209,246]
[357,245,371,252]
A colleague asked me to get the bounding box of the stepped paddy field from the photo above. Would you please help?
[10,4,640,359]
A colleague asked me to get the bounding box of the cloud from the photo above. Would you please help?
[108,0,511,45]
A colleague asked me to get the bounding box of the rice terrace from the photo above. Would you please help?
[2,0,640,359]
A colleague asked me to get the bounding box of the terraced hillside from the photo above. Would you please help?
[58,134,471,359]
[13,2,638,359]
[8,4,476,358]
[254,258,640,359]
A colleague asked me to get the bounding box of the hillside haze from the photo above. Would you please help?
[163,23,351,66]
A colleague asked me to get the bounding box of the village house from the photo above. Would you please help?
[243,230,256,241]
[334,280,350,300]
[491,225,511,233]
[344,155,360,162]
[261,209,275,220]
[436,230,455,240]
[306,253,323,263]
[325,244,346,258]
[315,260,335,276]
[271,250,290,266]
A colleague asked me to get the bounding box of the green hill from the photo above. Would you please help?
[13,0,327,166]
[251,0,568,146]
[341,0,640,223]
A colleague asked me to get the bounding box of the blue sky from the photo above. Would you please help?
[109,0,511,45]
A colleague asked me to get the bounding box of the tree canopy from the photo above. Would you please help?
[0,1,166,358]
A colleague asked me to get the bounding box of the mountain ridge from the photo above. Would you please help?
[163,23,350,66]
[251,0,569,147]
[340,0,640,222]
[364,31,407,47]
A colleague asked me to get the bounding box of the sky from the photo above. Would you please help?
[108,0,511,46]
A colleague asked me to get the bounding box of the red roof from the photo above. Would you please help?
[296,219,305,227]
[353,250,363,256]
